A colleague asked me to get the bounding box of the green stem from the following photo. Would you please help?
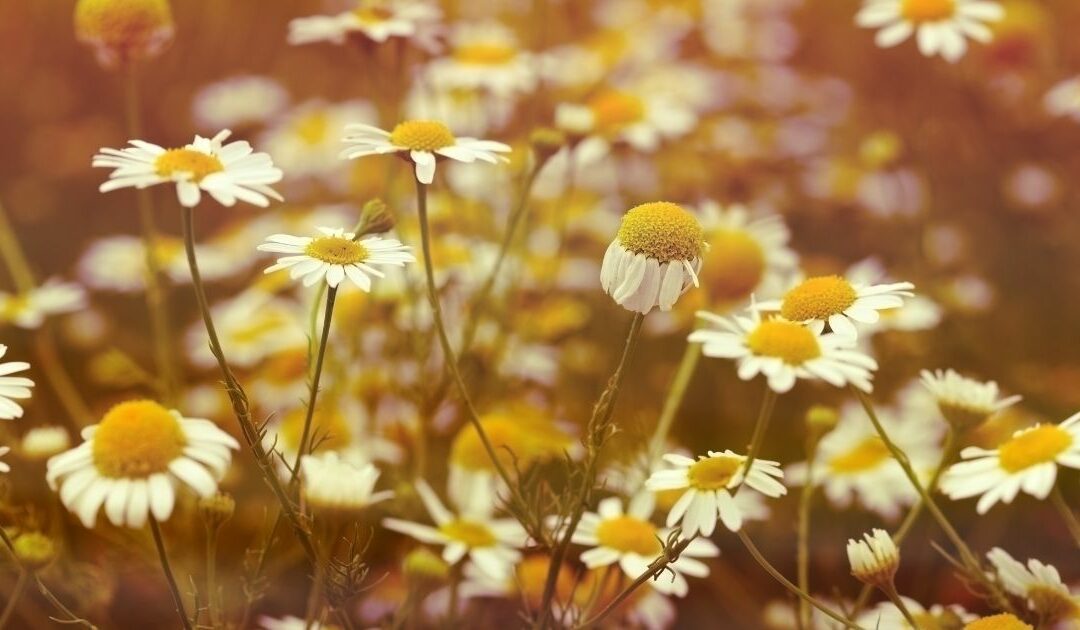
[882,584,919,628]
[796,441,818,630]
[646,343,701,464]
[290,286,338,484]
[1050,485,1080,548]
[149,517,193,630]
[205,523,220,628]
[740,387,778,487]
[0,570,27,629]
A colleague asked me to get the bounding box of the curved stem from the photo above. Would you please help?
[739,387,778,487]
[882,585,919,628]
[1050,485,1080,548]
[646,343,701,464]
[0,570,27,629]
[149,517,193,630]
[290,286,338,484]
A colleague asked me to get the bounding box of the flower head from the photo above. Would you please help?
[301,451,393,516]
[920,369,1022,430]
[0,280,87,330]
[846,528,899,588]
[425,22,537,96]
[963,613,1033,630]
[0,345,34,420]
[856,0,1005,63]
[986,548,1080,623]
[287,0,441,52]
[258,227,414,290]
[74,0,175,67]
[21,426,72,461]
[93,130,283,208]
[46,400,239,528]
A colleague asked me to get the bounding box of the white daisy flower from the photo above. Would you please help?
[1044,76,1080,123]
[986,548,1080,622]
[185,289,307,369]
[78,234,235,293]
[920,368,1021,429]
[846,528,899,588]
[601,202,706,315]
[855,0,1004,63]
[754,267,914,340]
[20,426,71,461]
[340,119,511,185]
[425,22,537,97]
[382,480,527,581]
[645,450,786,536]
[856,597,976,629]
[572,492,719,597]
[301,451,393,516]
[260,100,377,182]
[258,226,414,290]
[0,446,9,473]
[287,0,441,52]
[192,75,289,131]
[0,345,34,420]
[555,87,697,152]
[0,280,87,329]
[689,308,879,394]
[92,129,283,208]
[45,400,239,528]
[941,412,1080,514]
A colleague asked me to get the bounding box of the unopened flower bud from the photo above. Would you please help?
[74,0,175,68]
[846,528,899,589]
[403,547,449,583]
[529,128,566,164]
[198,492,235,530]
[358,198,395,236]
[14,531,57,571]
[805,405,839,447]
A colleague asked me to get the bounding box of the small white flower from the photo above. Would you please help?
[287,0,441,52]
[185,289,306,369]
[1045,76,1080,123]
[301,451,393,515]
[79,234,235,292]
[93,130,283,208]
[21,426,71,461]
[192,75,289,130]
[689,307,878,394]
[555,87,697,152]
[941,412,1080,513]
[846,528,899,587]
[0,345,34,420]
[855,0,1004,63]
[0,280,87,329]
[986,548,1080,621]
[856,597,976,629]
[425,22,537,96]
[258,226,415,290]
[260,100,377,182]
[645,450,786,536]
[920,368,1021,429]
[341,119,511,184]
[46,400,239,528]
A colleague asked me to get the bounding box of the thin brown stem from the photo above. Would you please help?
[647,343,701,464]
[796,440,818,630]
[0,570,28,629]
[149,517,193,630]
[1050,485,1080,548]
[289,286,338,484]
[739,387,778,488]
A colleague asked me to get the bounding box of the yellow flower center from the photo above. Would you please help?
[701,229,766,305]
[74,0,174,50]
[687,455,744,490]
[279,408,352,453]
[304,236,369,265]
[0,295,29,321]
[963,613,1033,630]
[439,519,497,548]
[746,320,821,365]
[293,111,329,145]
[453,43,518,65]
[517,555,576,610]
[828,437,891,474]
[616,201,704,262]
[450,412,570,473]
[92,400,186,478]
[154,148,224,182]
[388,120,456,151]
[997,425,1072,473]
[780,275,858,322]
[353,4,393,24]
[595,516,661,556]
[901,0,956,22]
[588,90,646,132]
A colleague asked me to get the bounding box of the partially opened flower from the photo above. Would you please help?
[855,0,1004,63]
[601,202,706,315]
[258,226,415,290]
[689,308,878,393]
[941,411,1080,513]
[920,368,1022,430]
[46,400,240,528]
[301,451,393,516]
[645,450,786,536]
[287,0,441,52]
[846,528,899,589]
[93,130,283,208]
[0,280,87,330]
[0,345,34,420]
[986,548,1079,623]
[340,120,511,184]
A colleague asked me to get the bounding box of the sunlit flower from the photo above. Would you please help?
[857,596,976,629]
[341,120,511,184]
[301,451,393,516]
[754,271,914,340]
[287,0,441,51]
[572,492,719,597]
[986,548,1080,623]
[556,87,696,152]
[74,0,175,67]
[426,22,537,96]
[1044,76,1080,123]
[601,202,705,315]
[93,130,283,208]
[0,280,86,329]
[258,226,414,290]
[21,426,71,461]
[690,308,878,393]
[846,528,899,588]
[78,234,234,292]
[261,100,377,182]
[645,450,786,536]
[383,480,527,580]
[46,400,239,528]
[192,75,289,131]
[0,345,34,421]
[855,0,1004,62]
[920,368,1021,429]
[941,411,1080,513]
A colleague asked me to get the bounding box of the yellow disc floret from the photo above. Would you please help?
[304,236,370,265]
[746,320,821,365]
[92,400,185,478]
[963,613,1034,630]
[293,111,330,145]
[389,120,456,151]
[687,455,744,490]
[998,425,1072,473]
[453,43,518,65]
[701,228,766,305]
[901,0,956,22]
[596,516,661,556]
[353,4,394,24]
[828,437,891,474]
[439,519,497,548]
[74,0,174,62]
[780,276,858,322]
[617,202,704,262]
[154,149,225,182]
[588,90,646,132]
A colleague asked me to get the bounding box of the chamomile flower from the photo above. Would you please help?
[21,426,71,461]
[645,450,786,536]
[340,120,511,184]
[964,614,1033,630]
[261,100,377,182]
[572,492,719,597]
[600,202,706,315]
[258,227,414,290]
[0,345,34,420]
[689,308,878,394]
[941,412,1080,513]
[855,0,1004,63]
[986,548,1080,623]
[287,0,441,52]
[185,290,306,369]
[754,271,914,340]
[0,280,86,329]
[383,480,527,580]
[192,75,289,131]
[555,87,696,152]
[857,597,976,629]
[920,369,1022,429]
[46,400,239,528]
[265,400,403,477]
[846,528,899,589]
[92,130,283,208]
[301,451,393,516]
[426,22,537,96]
[1044,76,1080,123]
[79,234,234,292]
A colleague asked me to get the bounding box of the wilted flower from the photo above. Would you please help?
[920,369,1022,430]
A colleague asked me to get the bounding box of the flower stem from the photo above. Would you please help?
[881,584,919,628]
[290,286,338,484]
[149,517,193,630]
[204,522,221,628]
[0,570,27,629]
[646,342,701,464]
[1050,485,1080,548]
[0,529,95,629]
[740,387,778,485]
[796,439,818,630]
